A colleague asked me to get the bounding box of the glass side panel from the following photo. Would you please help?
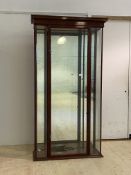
[95,28,102,152]
[90,28,102,155]
[36,30,47,158]
[51,29,88,156]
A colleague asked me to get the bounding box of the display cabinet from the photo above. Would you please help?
[31,15,107,160]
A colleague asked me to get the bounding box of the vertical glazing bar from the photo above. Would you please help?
[82,31,85,143]
[77,31,82,141]
[100,28,104,154]
[44,29,47,157]
[93,31,97,148]
[46,28,51,157]
[87,29,91,155]
[34,25,37,160]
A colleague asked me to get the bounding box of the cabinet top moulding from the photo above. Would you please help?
[31,15,107,28]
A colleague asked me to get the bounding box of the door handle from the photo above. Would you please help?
[79,74,83,79]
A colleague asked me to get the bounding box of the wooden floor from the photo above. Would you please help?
[0,141,131,175]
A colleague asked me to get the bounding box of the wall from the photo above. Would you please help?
[129,22,131,134]
[102,20,130,139]
[0,0,131,16]
[0,14,34,145]
[0,13,131,145]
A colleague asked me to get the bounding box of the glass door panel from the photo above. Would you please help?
[90,28,103,155]
[36,30,47,158]
[95,28,102,152]
[51,29,88,156]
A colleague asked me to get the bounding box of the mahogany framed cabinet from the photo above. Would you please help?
[31,15,107,161]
